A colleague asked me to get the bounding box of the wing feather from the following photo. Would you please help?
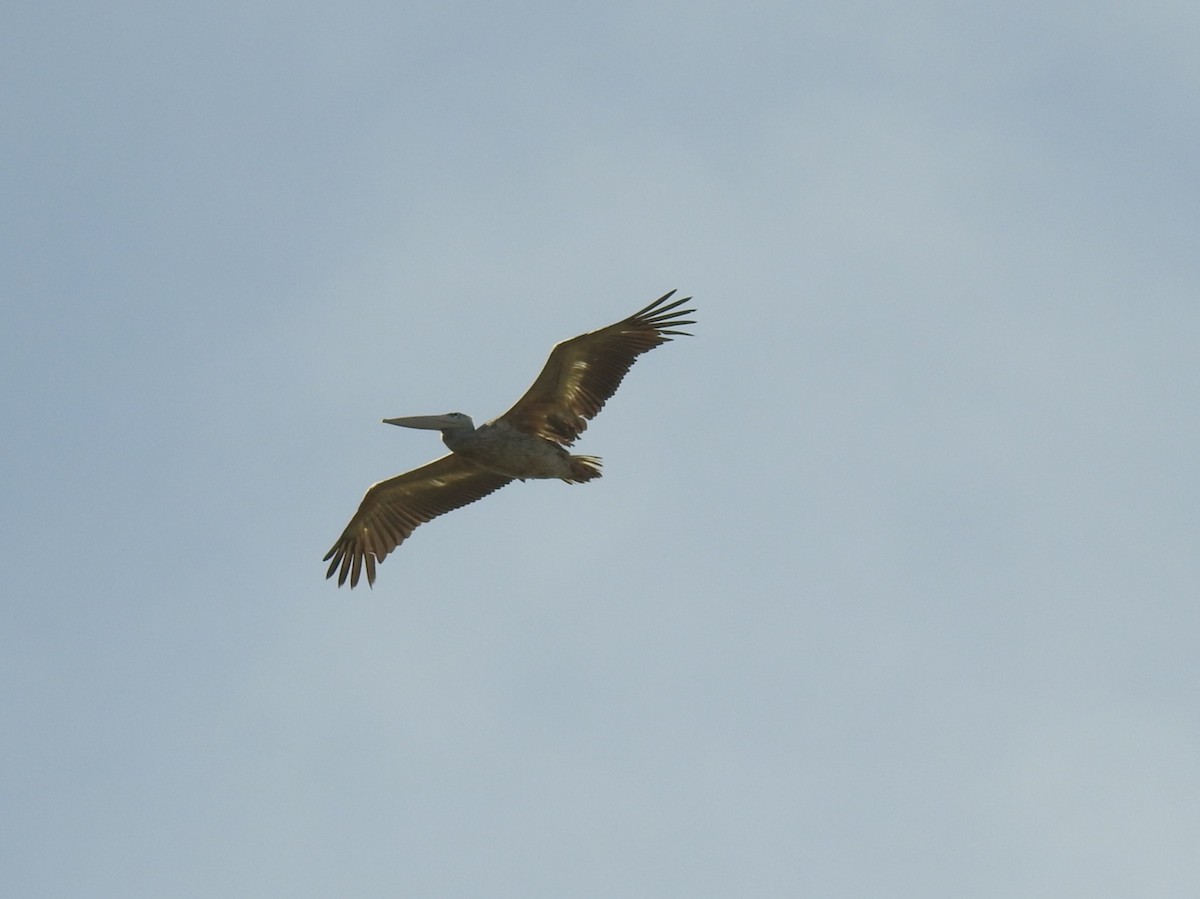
[497,290,695,445]
[323,454,513,588]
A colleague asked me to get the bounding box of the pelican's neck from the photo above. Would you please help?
[440,422,478,453]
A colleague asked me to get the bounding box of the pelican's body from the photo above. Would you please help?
[384,413,602,482]
[324,290,695,588]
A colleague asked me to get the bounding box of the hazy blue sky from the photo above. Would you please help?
[4,2,1198,896]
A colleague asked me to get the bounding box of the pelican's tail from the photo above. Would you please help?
[565,455,602,483]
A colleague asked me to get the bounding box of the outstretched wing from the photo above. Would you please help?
[323,454,513,588]
[496,290,695,446]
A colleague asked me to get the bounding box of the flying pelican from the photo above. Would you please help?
[323,290,696,587]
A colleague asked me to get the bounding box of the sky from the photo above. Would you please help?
[3,1,1199,896]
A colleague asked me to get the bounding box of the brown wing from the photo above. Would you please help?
[496,290,695,445]
[323,454,513,588]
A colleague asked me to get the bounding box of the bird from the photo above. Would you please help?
[323,290,696,587]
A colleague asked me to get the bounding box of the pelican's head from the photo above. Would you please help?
[382,412,475,432]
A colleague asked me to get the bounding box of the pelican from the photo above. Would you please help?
[323,290,696,587]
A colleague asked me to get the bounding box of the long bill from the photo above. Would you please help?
[382,414,459,429]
